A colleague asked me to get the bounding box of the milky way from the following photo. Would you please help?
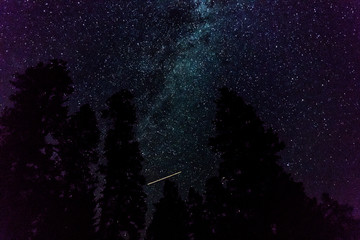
[139,2,219,194]
[1,0,360,216]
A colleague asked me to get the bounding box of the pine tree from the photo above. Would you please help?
[186,187,209,240]
[99,90,147,240]
[51,104,100,240]
[207,88,282,239]
[146,180,188,240]
[203,176,234,240]
[0,60,73,239]
[207,87,326,239]
[319,193,360,240]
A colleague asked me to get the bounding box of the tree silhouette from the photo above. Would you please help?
[146,180,188,240]
[319,193,360,240]
[49,104,100,240]
[203,176,234,240]
[99,90,147,240]
[0,60,73,239]
[206,87,353,240]
[186,187,209,240]
[207,87,286,239]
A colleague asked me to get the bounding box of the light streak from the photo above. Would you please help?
[147,171,182,186]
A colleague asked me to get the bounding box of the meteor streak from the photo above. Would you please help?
[147,171,182,186]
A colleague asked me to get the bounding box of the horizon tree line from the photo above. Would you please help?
[0,60,358,239]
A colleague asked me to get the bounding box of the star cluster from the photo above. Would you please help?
[1,0,360,216]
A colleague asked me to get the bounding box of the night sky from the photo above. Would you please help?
[1,0,360,216]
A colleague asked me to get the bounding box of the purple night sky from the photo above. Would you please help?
[1,0,360,216]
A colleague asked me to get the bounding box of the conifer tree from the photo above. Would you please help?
[99,90,146,240]
[203,176,233,240]
[186,187,209,240]
[207,87,325,239]
[51,104,100,240]
[0,60,73,239]
[319,193,360,240]
[146,180,188,240]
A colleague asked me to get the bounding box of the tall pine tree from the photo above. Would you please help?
[99,90,146,240]
[207,88,328,239]
[0,60,73,239]
[146,180,188,240]
[186,187,209,240]
[203,176,231,240]
[48,104,100,240]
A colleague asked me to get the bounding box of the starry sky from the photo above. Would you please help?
[1,0,360,216]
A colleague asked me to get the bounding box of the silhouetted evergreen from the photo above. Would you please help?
[186,187,209,240]
[205,87,357,240]
[99,90,147,240]
[207,87,284,239]
[0,60,73,239]
[203,176,234,240]
[146,180,188,240]
[319,193,360,240]
[51,104,100,240]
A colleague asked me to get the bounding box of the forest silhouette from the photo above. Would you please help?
[0,60,359,239]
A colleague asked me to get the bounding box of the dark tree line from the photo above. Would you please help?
[0,61,147,240]
[99,90,146,240]
[146,88,360,240]
[0,61,359,239]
